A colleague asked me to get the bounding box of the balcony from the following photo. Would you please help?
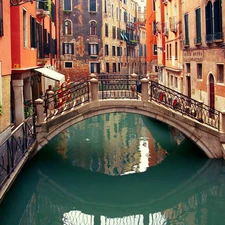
[126,22,135,30]
[163,27,168,36]
[156,22,161,33]
[126,39,138,46]
[169,17,177,33]
[36,9,50,18]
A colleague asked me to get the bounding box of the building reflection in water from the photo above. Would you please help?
[59,113,171,176]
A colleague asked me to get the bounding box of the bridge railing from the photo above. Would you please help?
[149,80,220,130]
[45,77,90,120]
[0,116,36,189]
[98,74,139,100]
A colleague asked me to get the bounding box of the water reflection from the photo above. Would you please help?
[57,113,171,176]
[1,113,224,225]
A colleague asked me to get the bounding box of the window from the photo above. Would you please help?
[184,14,189,46]
[37,23,43,58]
[166,44,169,59]
[65,62,73,68]
[64,0,71,11]
[144,44,146,57]
[23,10,27,47]
[213,0,222,40]
[117,47,121,56]
[64,20,72,35]
[105,23,108,37]
[169,44,172,59]
[113,63,116,72]
[90,21,97,35]
[139,44,143,56]
[0,0,3,36]
[104,0,107,13]
[88,44,99,56]
[197,63,202,79]
[205,1,213,42]
[118,63,121,72]
[217,64,224,83]
[106,62,109,73]
[195,8,201,44]
[153,44,157,55]
[175,42,177,59]
[62,43,74,54]
[30,16,36,48]
[90,63,100,73]
[112,46,116,56]
[175,77,178,88]
[153,0,155,11]
[105,45,109,56]
[112,26,116,39]
[89,0,97,12]
[111,4,114,17]
[153,21,157,35]
[186,63,190,73]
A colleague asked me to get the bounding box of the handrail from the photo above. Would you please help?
[0,115,36,188]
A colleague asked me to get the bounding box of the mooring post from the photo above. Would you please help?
[35,98,44,124]
[90,78,99,102]
[141,78,149,102]
[47,90,55,116]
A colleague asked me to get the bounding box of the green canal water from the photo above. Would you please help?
[0,113,225,225]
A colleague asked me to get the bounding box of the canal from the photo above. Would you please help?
[0,112,224,225]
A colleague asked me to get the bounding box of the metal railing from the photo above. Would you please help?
[44,75,220,130]
[98,74,139,100]
[0,116,36,188]
[45,77,90,120]
[150,81,220,130]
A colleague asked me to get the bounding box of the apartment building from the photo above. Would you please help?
[154,0,166,84]
[162,0,183,92]
[10,0,59,126]
[146,0,158,79]
[0,0,11,143]
[182,0,225,111]
[59,0,140,80]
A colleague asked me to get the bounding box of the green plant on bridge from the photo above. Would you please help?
[24,100,33,118]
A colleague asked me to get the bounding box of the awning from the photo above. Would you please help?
[34,68,65,84]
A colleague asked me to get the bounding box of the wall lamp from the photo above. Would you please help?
[10,0,47,7]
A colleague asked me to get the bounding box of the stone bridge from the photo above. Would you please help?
[34,76,225,159]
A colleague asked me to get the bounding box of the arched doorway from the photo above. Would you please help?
[209,73,215,117]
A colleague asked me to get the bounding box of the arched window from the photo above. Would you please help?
[90,21,97,35]
[64,20,72,35]
[205,1,213,42]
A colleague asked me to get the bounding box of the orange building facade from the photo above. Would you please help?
[10,0,59,126]
[0,0,12,143]
[146,0,158,79]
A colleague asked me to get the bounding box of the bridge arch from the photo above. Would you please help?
[36,100,222,158]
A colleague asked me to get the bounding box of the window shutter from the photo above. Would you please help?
[88,44,91,54]
[71,43,74,54]
[96,44,99,54]
[195,8,201,38]
[62,43,65,54]
[97,63,100,73]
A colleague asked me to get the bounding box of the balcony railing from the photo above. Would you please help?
[169,17,177,33]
